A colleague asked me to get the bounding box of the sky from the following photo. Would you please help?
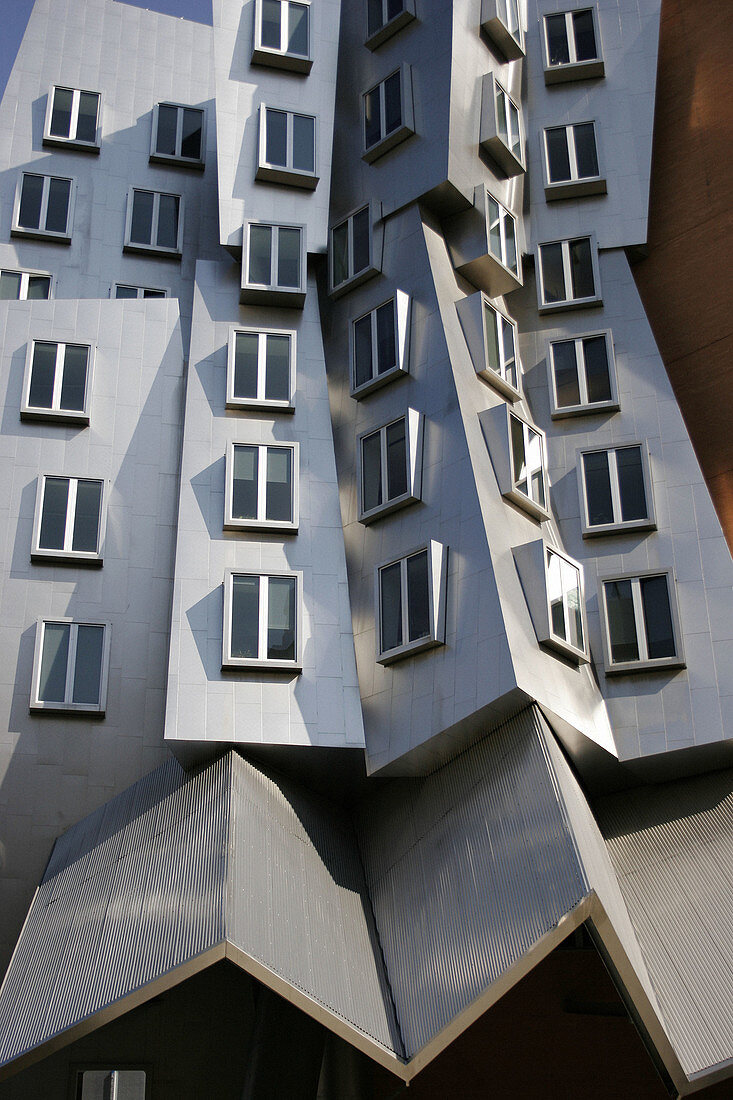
[0,0,213,99]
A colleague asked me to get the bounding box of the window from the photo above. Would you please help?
[579,444,655,536]
[480,77,524,176]
[537,236,601,312]
[0,269,51,300]
[252,0,312,72]
[456,292,521,400]
[241,222,306,306]
[223,570,301,670]
[43,86,101,150]
[32,475,105,564]
[543,7,604,83]
[113,284,167,299]
[362,66,414,163]
[75,1069,146,1100]
[31,619,110,713]
[225,442,298,531]
[330,205,379,296]
[226,328,295,411]
[547,331,617,417]
[151,103,205,167]
[487,193,518,277]
[509,413,548,517]
[365,0,415,50]
[545,547,586,659]
[21,340,92,423]
[480,0,524,60]
[448,188,522,297]
[351,291,410,396]
[601,572,684,673]
[256,106,317,189]
[358,409,423,523]
[543,122,605,199]
[124,189,183,257]
[377,541,447,663]
[12,173,74,243]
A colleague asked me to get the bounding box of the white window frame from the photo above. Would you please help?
[222,569,303,671]
[599,571,685,674]
[542,121,605,200]
[123,188,184,257]
[508,411,550,519]
[256,105,318,189]
[479,296,520,399]
[21,339,93,424]
[11,172,75,244]
[252,0,312,73]
[487,191,519,278]
[512,539,589,664]
[362,64,415,164]
[350,290,411,398]
[30,618,111,714]
[544,546,588,661]
[365,0,416,50]
[224,441,299,532]
[43,85,102,151]
[480,76,524,177]
[537,235,602,313]
[241,220,306,306]
[31,474,106,564]
[329,202,381,297]
[543,6,604,84]
[226,326,296,412]
[480,0,524,60]
[111,284,169,300]
[546,330,618,418]
[150,102,205,168]
[578,443,655,537]
[358,408,423,524]
[376,541,448,664]
[0,268,53,300]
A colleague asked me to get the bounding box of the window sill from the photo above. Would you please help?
[503,488,550,522]
[30,701,105,715]
[31,550,103,567]
[359,492,419,526]
[544,58,605,85]
[542,635,590,664]
[582,519,656,539]
[226,397,295,414]
[480,16,524,61]
[11,225,71,245]
[538,294,602,316]
[222,657,302,673]
[224,519,298,533]
[42,135,100,153]
[21,406,89,425]
[377,634,442,666]
[477,366,521,403]
[239,284,306,308]
[255,164,319,191]
[351,364,408,400]
[604,656,686,676]
[123,241,182,261]
[544,177,607,202]
[362,124,414,165]
[251,46,312,74]
[550,399,619,420]
[480,135,524,179]
[365,7,416,50]
[149,152,205,171]
[329,264,380,300]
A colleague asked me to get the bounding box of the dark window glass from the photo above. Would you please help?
[331,221,348,287]
[130,191,154,245]
[362,431,382,513]
[287,2,308,55]
[261,0,281,48]
[50,88,73,137]
[39,478,69,550]
[547,551,567,641]
[28,342,58,409]
[76,92,99,143]
[605,580,639,663]
[510,414,526,489]
[39,623,70,702]
[352,207,370,274]
[0,271,22,299]
[59,345,88,412]
[384,71,402,135]
[115,285,138,299]
[386,0,403,20]
[354,314,373,388]
[181,108,203,160]
[552,341,581,407]
[616,446,647,522]
[232,446,258,519]
[569,237,594,299]
[266,109,288,166]
[546,13,569,64]
[27,275,51,300]
[641,575,676,659]
[234,333,259,398]
[574,123,598,178]
[72,480,102,553]
[484,304,500,374]
[583,336,612,402]
[156,194,179,249]
[386,419,407,500]
[156,105,178,155]
[540,242,565,303]
[143,288,166,299]
[380,562,402,651]
[231,575,259,659]
[583,451,613,526]
[267,576,296,660]
[376,300,396,374]
[45,177,71,234]
[277,227,301,287]
[546,127,571,182]
[573,9,597,60]
[18,174,44,230]
[72,625,104,704]
[406,550,429,641]
[265,334,291,401]
[292,113,315,173]
[367,0,383,36]
[265,447,292,522]
[249,224,272,284]
[501,317,517,388]
[364,87,381,148]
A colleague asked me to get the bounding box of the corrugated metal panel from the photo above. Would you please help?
[356,707,590,1056]
[596,771,733,1076]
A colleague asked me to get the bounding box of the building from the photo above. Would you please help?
[0,0,731,1096]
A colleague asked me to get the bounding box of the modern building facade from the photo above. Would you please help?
[0,0,731,1096]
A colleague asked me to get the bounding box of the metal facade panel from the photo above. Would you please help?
[597,771,733,1076]
[356,707,590,1056]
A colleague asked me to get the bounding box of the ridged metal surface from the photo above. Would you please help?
[597,770,733,1076]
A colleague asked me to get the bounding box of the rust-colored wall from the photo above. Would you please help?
[633,0,733,549]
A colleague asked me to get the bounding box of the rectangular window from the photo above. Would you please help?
[124,188,183,256]
[76,1069,147,1100]
[241,222,305,305]
[546,547,586,657]
[509,413,548,516]
[601,573,684,673]
[548,331,617,416]
[362,66,414,163]
[223,571,302,670]
[377,541,447,663]
[543,8,604,83]
[330,205,379,295]
[494,82,523,171]
[580,444,654,536]
[256,106,317,189]
[43,86,101,149]
[487,193,518,276]
[0,269,51,300]
[31,619,110,713]
[365,0,415,49]
[225,442,298,531]
[113,284,167,299]
[482,299,519,396]
[358,409,423,523]
[543,122,605,199]
[227,328,295,411]
[537,236,600,311]
[151,103,204,167]
[32,475,105,564]
[252,0,312,72]
[351,291,410,396]
[22,340,91,423]
[480,0,523,59]
[12,173,74,242]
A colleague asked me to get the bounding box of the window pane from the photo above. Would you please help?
[569,237,595,299]
[376,300,396,374]
[29,342,57,408]
[617,446,647,522]
[386,418,407,500]
[641,575,676,659]
[265,334,291,401]
[39,623,70,702]
[484,304,500,375]
[573,9,597,61]
[501,317,517,388]
[71,480,102,552]
[232,445,258,519]
[552,341,581,407]
[573,123,598,178]
[354,315,373,388]
[510,415,527,492]
[143,288,166,299]
[261,0,281,48]
[267,576,296,660]
[59,344,88,411]
[231,575,259,659]
[156,194,179,249]
[546,13,569,64]
[156,106,178,155]
[504,212,517,272]
[352,207,370,275]
[605,580,639,663]
[265,447,292,522]
[332,221,348,286]
[364,87,382,148]
[39,477,69,550]
[547,551,566,641]
[45,177,71,233]
[249,224,272,284]
[406,550,429,642]
[488,197,501,260]
[277,227,301,288]
[496,91,508,146]
[384,72,402,135]
[583,451,613,526]
[508,100,521,158]
[0,271,22,299]
[76,92,99,143]
[234,332,259,398]
[130,190,154,245]
[527,429,545,507]
[292,113,315,173]
[18,174,44,229]
[181,108,203,159]
[562,558,584,651]
[50,87,74,137]
[502,0,520,37]
[546,127,571,182]
[380,562,402,651]
[367,0,383,35]
[27,275,51,300]
[72,625,104,705]
[265,109,288,166]
[115,285,137,299]
[361,431,382,513]
[386,0,403,19]
[540,242,566,303]
[287,2,308,55]
[583,336,611,403]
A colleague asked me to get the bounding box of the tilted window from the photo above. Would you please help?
[510,413,548,517]
[0,269,51,300]
[32,475,105,564]
[512,539,588,663]
[223,570,302,670]
[362,66,414,163]
[252,0,312,72]
[257,106,317,189]
[483,299,519,396]
[365,0,415,50]
[579,444,655,536]
[537,236,601,311]
[480,78,524,176]
[350,291,410,396]
[241,222,306,306]
[12,173,74,243]
[601,572,684,673]
[543,7,604,83]
[124,189,183,256]
[358,409,423,523]
[31,619,111,713]
[480,0,524,60]
[547,331,617,417]
[377,541,447,663]
[330,205,379,295]
[151,103,204,167]
[22,340,92,423]
[543,121,605,199]
[226,328,295,411]
[225,442,298,531]
[113,284,167,299]
[487,193,518,277]
[44,86,101,150]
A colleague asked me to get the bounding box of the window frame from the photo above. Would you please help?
[21,339,93,424]
[375,541,448,664]
[507,410,550,519]
[226,326,296,413]
[256,105,318,189]
[149,102,205,169]
[486,190,520,283]
[578,442,656,537]
[31,474,106,565]
[479,75,524,177]
[357,408,423,524]
[123,187,184,258]
[252,0,313,73]
[542,6,604,84]
[546,329,618,418]
[224,440,299,532]
[349,290,411,398]
[240,220,306,306]
[0,268,53,301]
[329,203,380,297]
[12,172,75,244]
[365,0,416,50]
[512,539,589,664]
[30,617,111,714]
[112,284,169,300]
[222,568,303,671]
[480,0,524,60]
[362,64,415,164]
[536,234,602,313]
[43,85,102,151]
[465,293,521,400]
[543,546,588,662]
[599,570,685,674]
[542,120,606,200]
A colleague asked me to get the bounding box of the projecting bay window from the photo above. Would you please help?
[365,0,415,50]
[537,236,601,312]
[31,619,110,713]
[358,409,423,523]
[43,86,101,150]
[362,65,414,163]
[12,173,74,243]
[151,103,205,167]
[21,340,92,423]
[579,444,655,536]
[241,222,306,306]
[223,570,302,670]
[226,328,295,411]
[547,331,617,417]
[488,193,519,281]
[600,572,684,673]
[0,269,51,300]
[457,292,520,400]
[543,7,604,83]
[480,76,524,177]
[376,541,447,663]
[252,0,312,72]
[330,204,380,296]
[256,106,317,188]
[510,413,548,517]
[124,188,183,257]
[32,475,105,564]
[543,121,605,199]
[480,0,524,59]
[350,291,410,397]
[225,442,298,531]
[512,539,589,663]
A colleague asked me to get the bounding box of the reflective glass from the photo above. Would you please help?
[231,575,259,659]
[18,174,44,230]
[552,341,581,407]
[72,625,104,705]
[156,194,179,249]
[583,336,612,403]
[583,451,613,526]
[287,2,308,55]
[384,72,402,135]
[267,576,296,660]
[364,87,381,148]
[156,105,178,155]
[362,431,382,513]
[234,332,259,398]
[265,447,292,522]
[380,562,402,651]
[115,285,138,299]
[501,316,517,388]
[352,207,370,274]
[354,314,373,388]
[130,190,154,245]
[617,446,647,522]
[50,88,73,137]
[406,550,429,641]
[76,92,99,143]
[641,576,676,659]
[181,108,203,160]
[367,0,383,35]
[249,224,272,284]
[331,221,348,286]
[546,127,571,182]
[265,109,288,166]
[59,344,88,411]
[573,9,597,61]
[39,478,69,550]
[569,237,595,299]
[386,419,407,500]
[265,334,291,401]
[277,227,301,288]
[546,13,569,64]
[376,300,396,374]
[28,342,57,408]
[39,623,70,702]
[540,242,565,303]
[605,580,639,663]
[27,275,51,300]
[574,123,598,178]
[292,113,315,173]
[71,480,102,552]
[232,445,258,519]
[0,271,22,299]
[46,177,71,233]
[261,0,282,48]
[484,304,501,374]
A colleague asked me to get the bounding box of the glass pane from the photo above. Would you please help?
[569,237,595,299]
[501,317,517,388]
[380,562,402,652]
[27,275,51,300]
[287,2,308,55]
[292,113,315,173]
[18,174,44,230]
[29,342,57,408]
[352,207,370,275]
[573,9,597,61]
[0,271,22,299]
[130,190,154,245]
[71,480,102,552]
[386,418,408,500]
[386,0,403,19]
[641,576,676,660]
[76,92,99,143]
[552,341,581,407]
[265,447,292,522]
[72,625,104,705]
[546,13,569,64]
[50,87,74,137]
[232,445,258,519]
[496,91,508,146]
[583,451,613,526]
[59,344,88,411]
[510,415,527,492]
[384,72,402,135]
[508,100,521,158]
[364,87,382,148]
[277,227,301,288]
[503,0,520,37]
[115,285,137,299]
[354,314,374,388]
[540,243,566,303]
[361,431,382,513]
[39,623,70,702]
[617,446,647,522]
[526,429,545,507]
[563,558,584,651]
[39,477,69,550]
[605,580,639,663]
[484,303,500,374]
[546,127,571,182]
[331,221,348,286]
[231,575,260,659]
[156,194,179,249]
[265,334,291,401]
[46,177,71,233]
[406,550,430,642]
[573,123,598,178]
[265,109,288,166]
[234,332,259,398]
[488,197,501,260]
[156,105,178,154]
[261,0,281,48]
[181,108,203,159]
[583,336,611,403]
[267,576,296,660]
[143,288,166,299]
[503,213,517,273]
[248,224,272,284]
[547,551,566,641]
[367,0,383,35]
[376,300,396,374]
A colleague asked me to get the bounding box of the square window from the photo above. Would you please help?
[241,222,306,306]
[358,409,423,523]
[543,121,605,199]
[21,340,92,423]
[0,269,52,300]
[350,291,410,397]
[43,86,101,150]
[362,65,414,163]
[330,204,380,296]
[512,539,588,663]
[376,541,447,663]
[252,0,312,72]
[226,328,295,411]
[124,188,183,257]
[113,284,167,299]
[150,103,205,167]
[12,173,75,243]
[579,444,655,536]
[480,0,524,60]
[480,76,524,177]
[537,236,601,312]
[256,106,318,189]
[365,0,416,50]
[547,330,617,417]
[543,7,604,83]
[223,570,302,670]
[225,442,298,531]
[600,572,684,673]
[31,619,111,713]
[32,475,105,564]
